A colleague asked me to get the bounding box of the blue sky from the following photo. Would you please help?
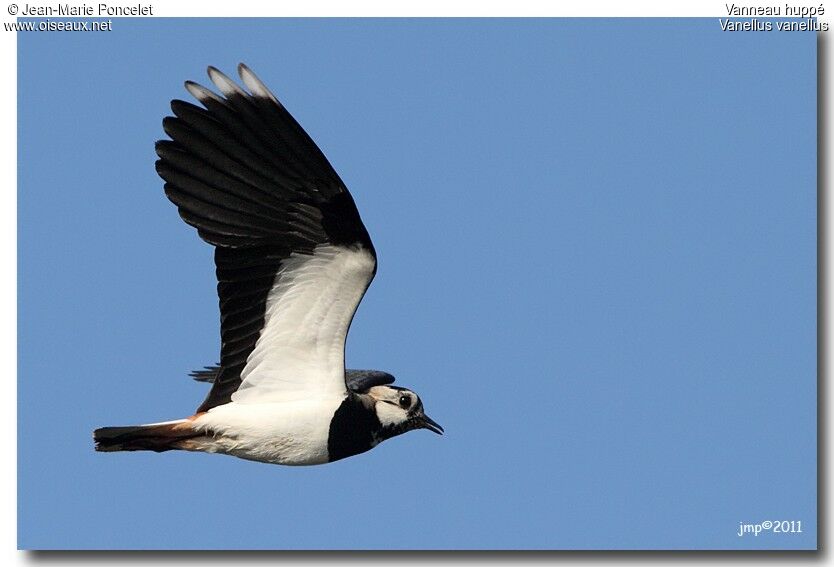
[18,19,816,550]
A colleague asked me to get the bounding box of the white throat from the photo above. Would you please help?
[375,401,407,428]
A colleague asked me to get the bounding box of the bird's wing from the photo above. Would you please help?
[190,366,395,392]
[344,370,396,391]
[156,64,377,412]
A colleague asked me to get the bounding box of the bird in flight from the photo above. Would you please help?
[94,64,442,465]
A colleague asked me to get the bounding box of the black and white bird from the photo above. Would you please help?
[93,64,442,465]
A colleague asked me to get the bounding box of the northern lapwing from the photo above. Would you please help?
[93,64,442,465]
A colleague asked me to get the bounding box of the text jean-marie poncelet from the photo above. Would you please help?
[18,3,153,16]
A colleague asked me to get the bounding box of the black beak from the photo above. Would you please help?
[418,414,444,435]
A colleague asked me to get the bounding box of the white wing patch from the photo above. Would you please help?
[232,244,376,403]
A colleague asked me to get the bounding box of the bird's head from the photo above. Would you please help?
[365,385,443,439]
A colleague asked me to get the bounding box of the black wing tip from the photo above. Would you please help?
[189,365,221,383]
[154,140,183,162]
[170,98,201,114]
[155,138,176,152]
[160,115,178,135]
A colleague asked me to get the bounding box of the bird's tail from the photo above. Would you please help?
[93,420,198,453]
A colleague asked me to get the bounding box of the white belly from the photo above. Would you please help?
[188,397,345,465]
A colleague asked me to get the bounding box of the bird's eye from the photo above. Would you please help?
[398,395,412,409]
